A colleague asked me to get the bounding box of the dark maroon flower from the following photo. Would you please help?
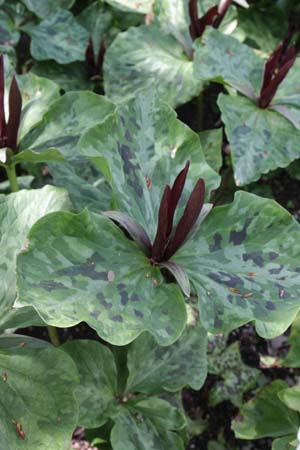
[189,0,232,41]
[258,25,300,109]
[151,161,205,263]
[0,54,22,153]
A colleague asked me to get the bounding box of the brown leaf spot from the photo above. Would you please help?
[2,371,7,382]
[11,420,25,440]
[23,90,30,101]
[145,175,152,190]
[240,292,253,299]
[247,272,257,277]
[145,273,151,279]
[152,279,159,287]
[18,342,27,347]
[229,287,241,294]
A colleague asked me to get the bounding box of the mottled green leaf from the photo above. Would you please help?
[173,191,300,337]
[278,387,300,413]
[11,148,65,165]
[283,314,300,368]
[62,340,118,428]
[32,61,92,92]
[126,321,207,394]
[105,0,152,13]
[103,24,202,108]
[208,340,263,406]
[238,6,286,53]
[194,28,263,99]
[111,399,185,450]
[218,94,300,186]
[0,186,71,331]
[232,380,299,439]
[17,72,60,140]
[199,129,223,173]
[21,0,75,18]
[78,91,220,240]
[49,159,112,213]
[27,9,90,64]
[16,210,186,346]
[0,9,19,45]
[0,334,79,449]
[20,91,116,160]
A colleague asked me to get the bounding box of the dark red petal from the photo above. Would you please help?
[167,161,190,236]
[7,75,22,152]
[188,0,201,41]
[152,185,172,261]
[0,55,7,143]
[164,179,205,260]
[259,46,297,108]
[197,6,218,37]
[96,36,106,73]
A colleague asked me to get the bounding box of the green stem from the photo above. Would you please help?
[47,326,61,347]
[6,164,19,193]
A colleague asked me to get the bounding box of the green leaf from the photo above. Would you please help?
[111,399,185,450]
[272,435,297,450]
[27,9,90,63]
[19,91,116,160]
[11,148,65,165]
[218,94,300,186]
[173,191,300,337]
[78,91,220,240]
[17,72,60,140]
[278,387,300,412]
[21,0,75,18]
[103,24,202,108]
[208,340,263,407]
[49,159,112,213]
[194,28,263,99]
[62,340,118,428]
[238,6,286,53]
[0,334,79,449]
[126,321,207,394]
[32,61,92,92]
[283,313,300,368]
[198,128,223,173]
[0,186,71,331]
[0,9,19,45]
[105,0,152,13]
[16,210,187,346]
[232,380,299,439]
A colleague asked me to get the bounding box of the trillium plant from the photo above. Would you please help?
[1,1,300,448]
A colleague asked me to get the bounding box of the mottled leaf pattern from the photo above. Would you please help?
[232,380,299,439]
[126,321,207,393]
[103,24,202,108]
[173,191,300,337]
[278,386,300,412]
[32,61,92,92]
[218,94,300,186]
[283,313,300,368]
[78,91,220,240]
[16,210,186,345]
[21,0,75,18]
[49,159,112,213]
[0,335,79,449]
[0,10,19,46]
[199,128,223,173]
[20,92,116,160]
[194,28,263,99]
[111,399,185,450]
[105,0,152,13]
[208,340,263,406]
[62,340,118,428]
[0,186,71,331]
[28,9,90,64]
[16,73,60,141]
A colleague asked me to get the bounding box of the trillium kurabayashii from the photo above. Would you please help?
[106,161,205,266]
[0,54,22,153]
